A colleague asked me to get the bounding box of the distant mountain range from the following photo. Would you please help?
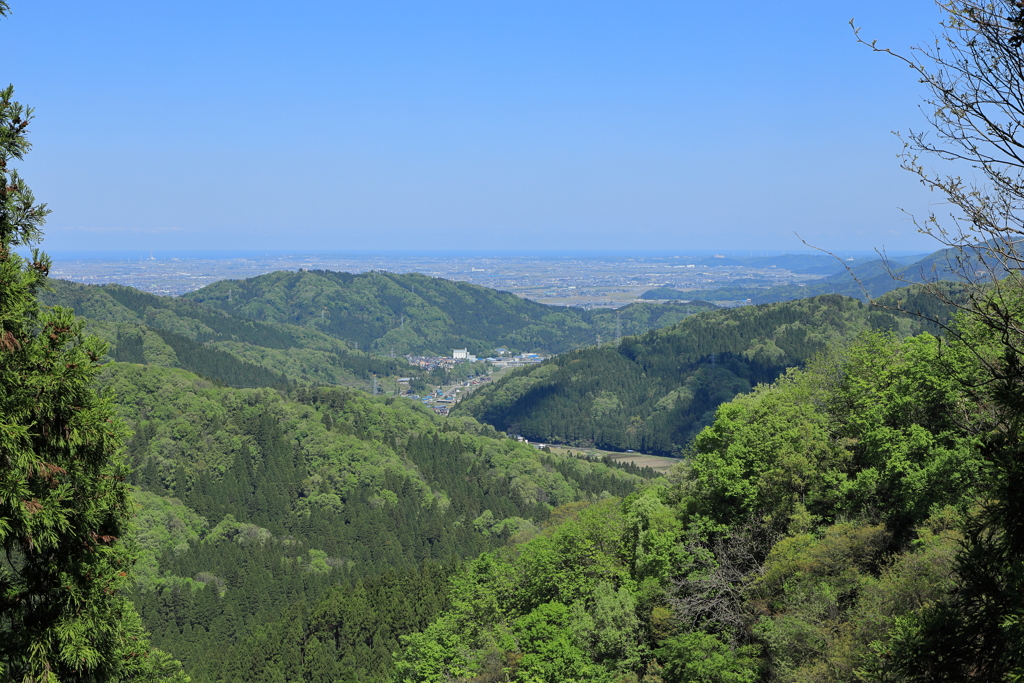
[641,248,967,304]
[674,253,891,274]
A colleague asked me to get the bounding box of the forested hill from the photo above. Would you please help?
[100,362,653,682]
[183,269,719,356]
[394,325,999,681]
[455,293,942,455]
[39,279,409,388]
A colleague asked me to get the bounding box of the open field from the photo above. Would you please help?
[545,445,680,473]
[606,453,681,472]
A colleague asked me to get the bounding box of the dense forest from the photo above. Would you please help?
[38,280,409,389]
[39,275,720,390]
[102,363,654,682]
[184,269,719,356]
[455,292,946,455]
[393,303,1024,680]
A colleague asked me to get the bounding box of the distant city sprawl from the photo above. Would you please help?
[45,251,872,306]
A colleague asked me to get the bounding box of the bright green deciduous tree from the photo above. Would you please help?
[854,0,1024,676]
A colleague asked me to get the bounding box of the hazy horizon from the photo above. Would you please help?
[34,247,934,261]
[7,1,948,254]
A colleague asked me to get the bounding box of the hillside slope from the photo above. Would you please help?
[395,328,991,681]
[184,269,718,356]
[99,363,653,681]
[455,293,941,454]
[40,279,409,388]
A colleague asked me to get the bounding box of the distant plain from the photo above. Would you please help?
[43,249,919,306]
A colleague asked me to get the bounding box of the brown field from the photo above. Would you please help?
[545,445,680,473]
[606,453,681,472]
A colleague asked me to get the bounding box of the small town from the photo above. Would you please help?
[403,349,545,414]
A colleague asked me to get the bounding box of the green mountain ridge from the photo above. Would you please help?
[42,273,722,390]
[184,269,719,356]
[455,292,947,455]
[22,271,1014,682]
[39,279,410,388]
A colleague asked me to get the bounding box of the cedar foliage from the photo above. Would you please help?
[0,26,185,681]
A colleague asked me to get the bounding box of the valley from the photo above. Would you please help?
[12,255,1019,683]
[5,0,1023,678]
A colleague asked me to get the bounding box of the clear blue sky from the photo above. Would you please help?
[5,1,950,253]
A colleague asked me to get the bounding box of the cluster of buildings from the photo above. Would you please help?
[490,353,544,369]
[402,348,546,416]
[406,348,546,372]
[405,353,474,373]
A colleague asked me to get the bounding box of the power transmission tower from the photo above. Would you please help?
[616,311,622,343]
[372,374,379,395]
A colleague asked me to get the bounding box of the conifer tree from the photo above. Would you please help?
[0,5,184,681]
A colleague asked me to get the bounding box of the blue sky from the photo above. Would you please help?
[5,1,949,253]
